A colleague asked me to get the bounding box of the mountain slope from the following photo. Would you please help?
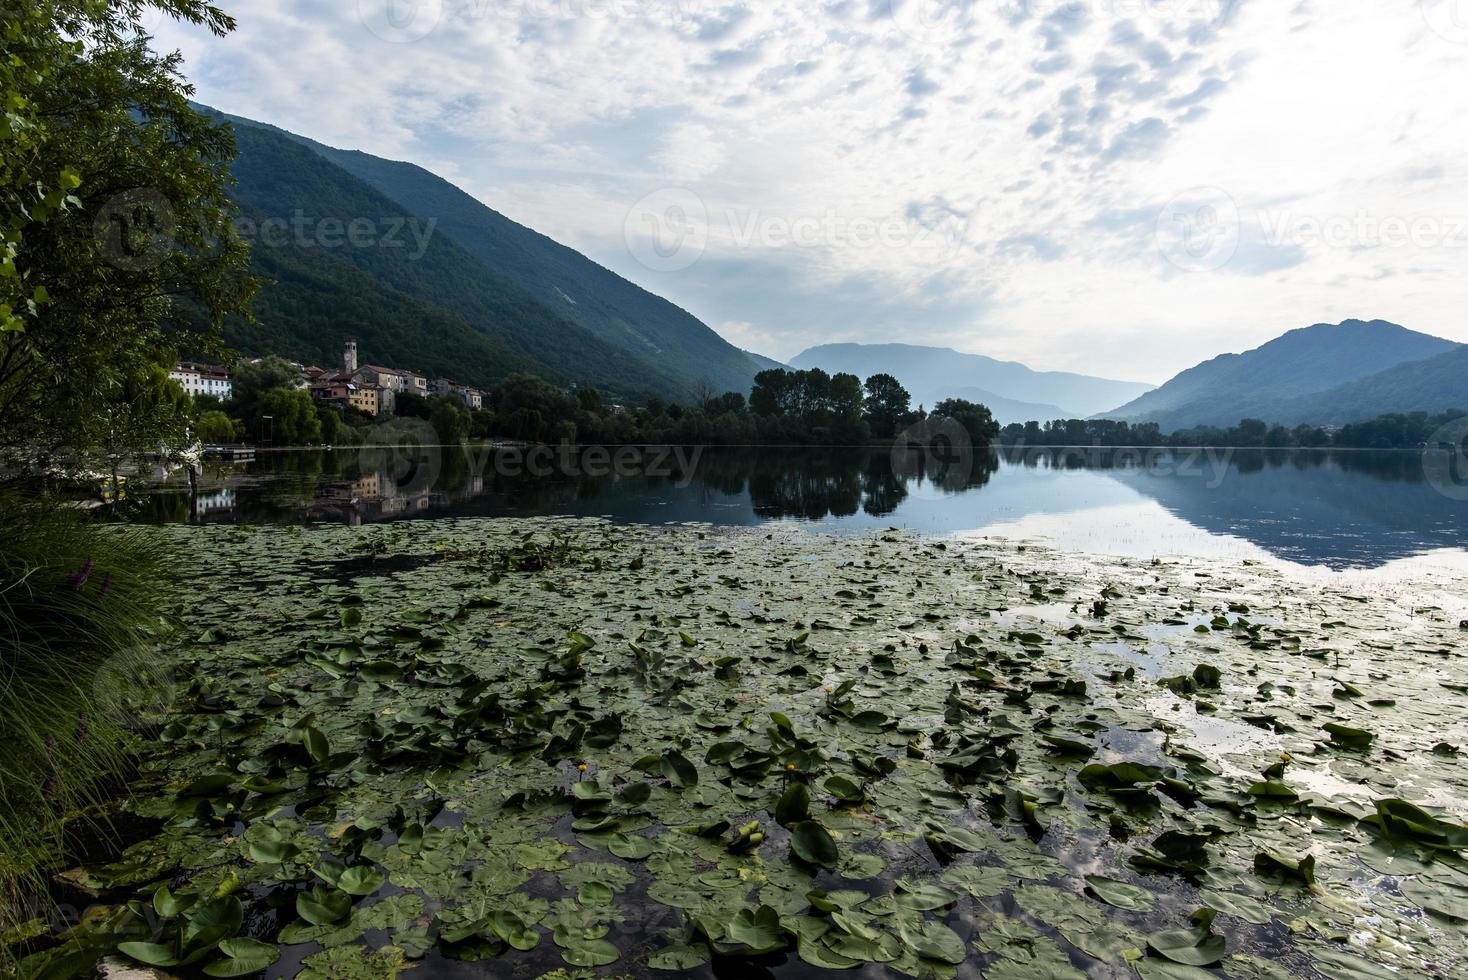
[218,111,763,395]
[1255,345,1468,426]
[1102,319,1460,430]
[789,343,1152,421]
[218,116,690,399]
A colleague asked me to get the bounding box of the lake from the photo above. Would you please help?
[121,445,1468,573]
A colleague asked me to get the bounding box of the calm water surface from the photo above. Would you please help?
[120,446,1468,572]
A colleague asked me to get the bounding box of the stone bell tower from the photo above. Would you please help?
[343,338,358,374]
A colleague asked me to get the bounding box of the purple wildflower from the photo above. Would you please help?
[99,575,111,598]
[43,774,58,799]
[68,560,94,590]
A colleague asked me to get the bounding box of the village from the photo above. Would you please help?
[168,338,486,420]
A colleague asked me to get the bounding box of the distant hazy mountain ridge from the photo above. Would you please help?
[1101,319,1463,431]
[789,343,1154,424]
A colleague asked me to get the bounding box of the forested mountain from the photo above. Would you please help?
[789,343,1152,421]
[1254,345,1468,426]
[213,109,764,396]
[216,117,708,399]
[1101,319,1461,430]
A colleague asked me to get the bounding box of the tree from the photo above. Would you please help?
[256,388,320,445]
[317,406,343,445]
[0,1,256,458]
[430,397,471,445]
[862,373,911,438]
[231,356,301,416]
[194,410,238,444]
[932,398,1000,448]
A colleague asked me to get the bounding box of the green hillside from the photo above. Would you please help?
[217,117,693,400]
[1102,319,1461,430]
[216,109,763,396]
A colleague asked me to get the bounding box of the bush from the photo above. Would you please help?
[0,496,172,939]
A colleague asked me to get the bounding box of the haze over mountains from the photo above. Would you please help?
[1100,320,1464,431]
[790,344,1154,423]
[211,108,764,400]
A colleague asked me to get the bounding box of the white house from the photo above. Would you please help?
[171,363,233,400]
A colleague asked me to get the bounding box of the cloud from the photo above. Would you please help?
[150,0,1468,383]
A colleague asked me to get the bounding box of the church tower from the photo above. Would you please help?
[343,338,358,374]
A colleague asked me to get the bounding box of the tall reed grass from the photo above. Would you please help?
[0,495,172,952]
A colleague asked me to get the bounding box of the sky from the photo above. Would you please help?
[153,0,1468,384]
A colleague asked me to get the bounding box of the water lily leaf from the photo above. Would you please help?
[1199,888,1273,925]
[118,942,180,968]
[488,911,540,950]
[791,821,839,868]
[724,905,784,952]
[1322,723,1374,750]
[647,942,711,970]
[203,938,280,977]
[775,782,811,826]
[1310,948,1404,979]
[660,751,699,789]
[297,886,352,926]
[336,865,384,896]
[894,881,961,911]
[1147,926,1225,967]
[1401,876,1468,921]
[608,834,655,860]
[1084,875,1156,912]
[560,937,620,967]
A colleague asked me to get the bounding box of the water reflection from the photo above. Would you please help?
[127,446,1464,569]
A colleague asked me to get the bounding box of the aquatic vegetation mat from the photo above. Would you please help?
[15,518,1468,978]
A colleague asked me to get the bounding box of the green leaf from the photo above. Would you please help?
[1084,875,1156,912]
[560,937,620,967]
[790,821,839,868]
[203,938,280,977]
[297,886,352,926]
[724,905,784,952]
[660,751,699,789]
[488,910,540,950]
[336,865,384,896]
[118,942,180,967]
[774,781,811,826]
[1147,926,1225,967]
